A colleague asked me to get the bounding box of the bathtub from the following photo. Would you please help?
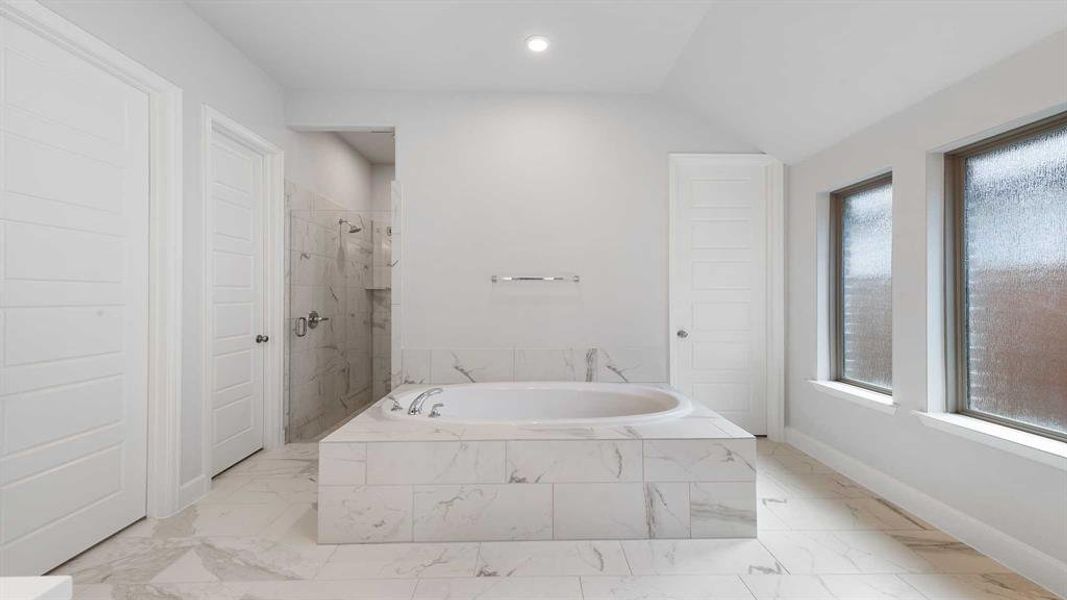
[382,382,692,427]
[319,382,756,544]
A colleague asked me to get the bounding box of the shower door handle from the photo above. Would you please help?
[307,310,329,329]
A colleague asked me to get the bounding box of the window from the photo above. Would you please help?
[947,112,1067,442]
[831,174,893,393]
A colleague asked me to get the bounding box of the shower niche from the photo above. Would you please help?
[284,181,393,442]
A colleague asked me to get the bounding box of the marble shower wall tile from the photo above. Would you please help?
[429,348,515,384]
[644,439,757,482]
[397,345,675,383]
[644,482,691,538]
[412,484,552,542]
[366,441,506,484]
[317,485,412,543]
[691,482,757,538]
[372,355,391,401]
[317,442,366,485]
[398,348,431,385]
[390,332,403,388]
[506,440,642,483]
[371,288,392,400]
[596,346,668,383]
[553,483,648,539]
[514,348,581,381]
[284,187,382,441]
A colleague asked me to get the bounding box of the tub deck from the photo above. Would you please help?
[318,385,756,544]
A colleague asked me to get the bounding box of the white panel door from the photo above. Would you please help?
[208,131,266,475]
[0,16,150,575]
[670,156,777,435]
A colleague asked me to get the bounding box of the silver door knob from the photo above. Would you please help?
[676,329,689,339]
[256,334,269,343]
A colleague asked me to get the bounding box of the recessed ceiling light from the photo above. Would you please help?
[526,35,550,53]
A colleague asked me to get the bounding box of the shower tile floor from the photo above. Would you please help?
[54,439,1055,599]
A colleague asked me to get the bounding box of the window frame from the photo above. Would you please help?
[944,111,1067,443]
[830,172,894,395]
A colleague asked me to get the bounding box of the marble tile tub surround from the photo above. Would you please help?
[285,180,392,441]
[317,387,758,543]
[395,346,668,387]
[54,439,1055,600]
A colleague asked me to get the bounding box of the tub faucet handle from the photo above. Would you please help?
[428,403,445,418]
[388,395,403,411]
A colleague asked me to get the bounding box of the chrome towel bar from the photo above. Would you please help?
[491,275,580,283]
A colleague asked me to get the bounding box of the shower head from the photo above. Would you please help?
[338,216,364,233]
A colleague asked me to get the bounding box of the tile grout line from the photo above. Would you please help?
[619,538,636,577]
[736,573,759,600]
[754,531,790,576]
[892,572,936,600]
[472,542,485,578]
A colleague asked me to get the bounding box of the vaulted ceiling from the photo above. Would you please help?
[188,0,1067,163]
[187,1,708,93]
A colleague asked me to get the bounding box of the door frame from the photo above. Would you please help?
[199,106,285,491]
[0,1,185,518]
[668,153,786,441]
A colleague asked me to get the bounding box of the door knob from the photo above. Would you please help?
[256,334,269,343]
[676,329,689,339]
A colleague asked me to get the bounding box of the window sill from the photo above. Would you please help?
[808,380,896,415]
[914,411,1067,472]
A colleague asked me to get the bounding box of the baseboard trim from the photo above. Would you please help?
[785,426,1067,599]
[177,475,208,511]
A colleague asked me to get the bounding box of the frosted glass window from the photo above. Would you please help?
[834,177,893,392]
[957,120,1067,439]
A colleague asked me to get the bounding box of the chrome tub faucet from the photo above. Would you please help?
[408,387,443,415]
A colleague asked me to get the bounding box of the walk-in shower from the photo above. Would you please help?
[283,129,396,442]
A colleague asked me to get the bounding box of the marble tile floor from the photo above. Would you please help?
[52,440,1056,599]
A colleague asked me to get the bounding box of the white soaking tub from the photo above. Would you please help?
[382,382,692,427]
[319,382,756,544]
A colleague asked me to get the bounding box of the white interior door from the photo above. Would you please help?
[670,155,779,435]
[0,16,150,575]
[208,130,266,476]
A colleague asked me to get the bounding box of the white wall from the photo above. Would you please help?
[370,164,396,213]
[786,30,1067,591]
[40,0,372,493]
[288,91,756,367]
[289,133,374,211]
